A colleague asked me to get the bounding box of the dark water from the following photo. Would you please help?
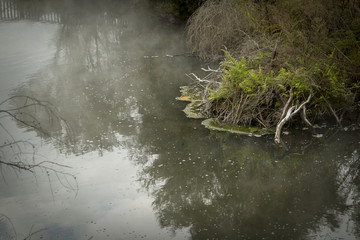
[0,1,359,239]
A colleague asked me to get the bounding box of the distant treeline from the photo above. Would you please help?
[140,0,205,20]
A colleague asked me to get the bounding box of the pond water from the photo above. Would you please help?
[0,1,360,239]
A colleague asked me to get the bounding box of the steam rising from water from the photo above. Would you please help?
[0,1,360,240]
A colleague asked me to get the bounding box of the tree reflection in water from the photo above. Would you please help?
[3,0,360,239]
[137,130,360,239]
[9,0,199,155]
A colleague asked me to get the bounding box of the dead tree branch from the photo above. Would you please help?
[301,106,313,127]
[279,87,293,120]
[275,93,312,144]
[323,96,343,128]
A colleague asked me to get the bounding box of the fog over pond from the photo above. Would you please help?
[0,1,359,239]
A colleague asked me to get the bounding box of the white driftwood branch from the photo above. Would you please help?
[186,73,213,83]
[275,94,312,144]
[201,66,221,73]
[279,87,293,120]
[302,106,313,127]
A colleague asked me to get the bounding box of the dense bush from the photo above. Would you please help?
[186,0,360,130]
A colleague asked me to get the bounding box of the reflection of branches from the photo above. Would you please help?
[137,129,360,239]
[0,95,74,139]
[0,96,77,195]
[23,226,47,240]
[338,150,360,192]
[0,214,16,240]
[0,213,48,240]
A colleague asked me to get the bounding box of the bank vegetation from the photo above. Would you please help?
[184,0,360,143]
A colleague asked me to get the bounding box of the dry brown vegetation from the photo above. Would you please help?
[186,0,275,60]
[187,0,259,59]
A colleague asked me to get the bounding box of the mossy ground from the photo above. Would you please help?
[176,85,207,119]
[202,118,274,137]
[177,86,275,136]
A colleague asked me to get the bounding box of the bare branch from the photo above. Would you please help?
[200,66,221,72]
[323,96,343,128]
[275,94,312,144]
[186,73,214,83]
[279,87,293,120]
[301,106,313,127]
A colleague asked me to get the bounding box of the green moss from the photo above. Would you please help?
[176,86,207,119]
[202,118,274,137]
[183,101,207,119]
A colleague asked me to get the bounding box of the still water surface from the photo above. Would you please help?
[0,1,360,239]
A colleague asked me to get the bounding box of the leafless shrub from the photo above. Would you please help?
[187,0,247,59]
[186,0,273,60]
